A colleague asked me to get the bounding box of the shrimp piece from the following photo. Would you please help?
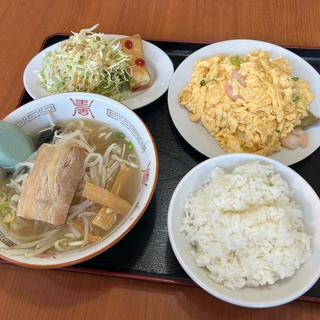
[280,128,309,149]
[231,71,247,87]
[298,134,309,148]
[292,128,309,148]
[280,134,300,150]
[226,84,240,101]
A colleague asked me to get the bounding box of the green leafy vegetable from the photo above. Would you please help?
[127,141,134,150]
[200,79,206,86]
[39,25,132,100]
[292,77,299,81]
[229,56,241,69]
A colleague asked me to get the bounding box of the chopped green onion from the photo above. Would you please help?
[127,141,134,150]
[3,212,15,224]
[230,56,241,69]
[291,77,299,81]
[0,191,7,202]
[0,203,11,217]
[292,96,300,102]
[111,132,125,142]
[200,78,216,87]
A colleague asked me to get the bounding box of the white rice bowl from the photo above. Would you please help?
[168,154,320,308]
[181,161,311,290]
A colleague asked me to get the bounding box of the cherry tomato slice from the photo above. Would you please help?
[125,40,133,49]
[135,58,145,66]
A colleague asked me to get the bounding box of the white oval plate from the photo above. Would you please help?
[168,39,320,166]
[24,34,174,110]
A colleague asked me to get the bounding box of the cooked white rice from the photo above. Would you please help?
[181,162,311,290]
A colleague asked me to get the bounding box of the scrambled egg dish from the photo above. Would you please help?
[179,50,314,155]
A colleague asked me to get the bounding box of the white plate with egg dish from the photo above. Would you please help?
[0,92,158,268]
[23,25,174,110]
[168,39,320,165]
[167,154,320,308]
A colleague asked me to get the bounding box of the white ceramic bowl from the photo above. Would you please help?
[1,92,158,268]
[167,154,320,308]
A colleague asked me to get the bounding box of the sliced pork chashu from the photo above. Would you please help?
[17,143,87,225]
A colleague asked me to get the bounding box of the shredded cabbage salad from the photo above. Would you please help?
[39,25,132,100]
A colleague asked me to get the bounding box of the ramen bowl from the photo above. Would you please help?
[0,92,158,268]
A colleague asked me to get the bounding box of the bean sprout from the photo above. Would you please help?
[82,216,89,244]
[68,225,81,239]
[103,143,117,162]
[111,154,139,168]
[68,200,93,220]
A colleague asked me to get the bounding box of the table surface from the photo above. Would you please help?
[1,0,320,319]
